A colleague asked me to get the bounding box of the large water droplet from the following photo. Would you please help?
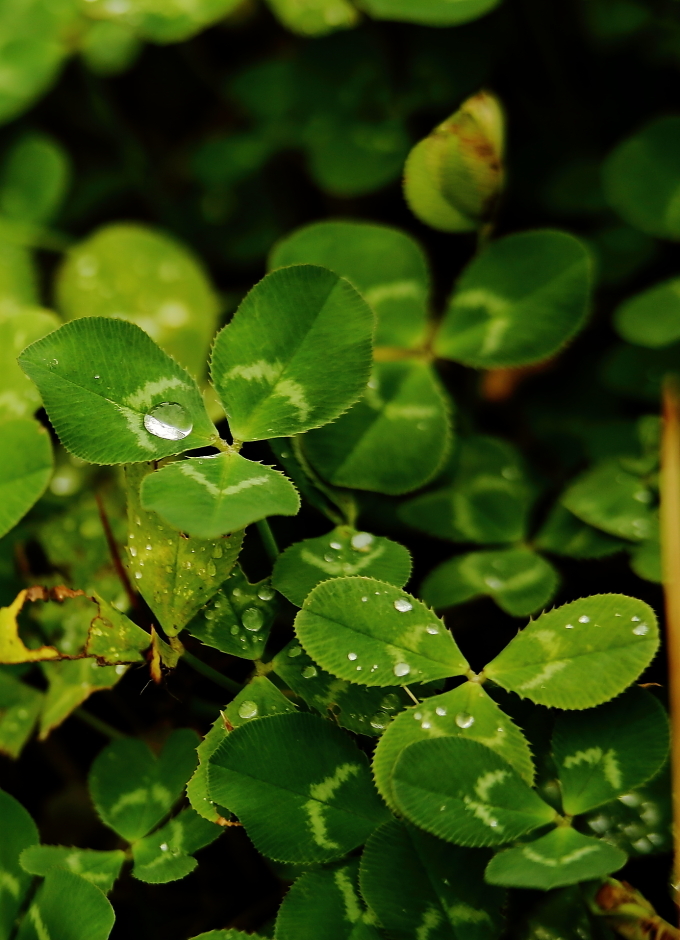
[257,585,275,601]
[238,700,258,719]
[347,652,358,661]
[435,706,447,716]
[426,625,439,635]
[632,623,649,636]
[302,665,317,678]
[578,615,590,624]
[351,532,374,551]
[144,402,193,441]
[242,608,264,632]
[394,598,413,613]
[329,541,342,550]
[287,645,302,658]
[370,713,388,731]
[393,662,410,677]
[455,712,475,729]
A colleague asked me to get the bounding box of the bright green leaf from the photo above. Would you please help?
[275,858,381,940]
[131,807,221,884]
[392,737,555,847]
[126,464,244,636]
[140,452,300,540]
[272,639,412,737]
[80,21,142,76]
[302,361,451,495]
[0,669,43,759]
[266,0,359,35]
[19,318,217,464]
[0,240,38,317]
[187,718,231,825]
[562,459,656,541]
[210,265,374,442]
[615,277,680,348]
[19,846,125,895]
[15,869,114,940]
[484,594,659,709]
[552,688,669,815]
[434,230,592,368]
[0,419,53,539]
[294,577,469,687]
[187,566,277,660]
[0,788,38,940]
[81,0,244,43]
[372,681,535,813]
[206,713,389,863]
[360,819,504,940]
[358,0,501,26]
[56,224,220,378]
[602,117,680,240]
[484,827,626,890]
[0,133,69,225]
[269,221,429,348]
[272,526,411,607]
[421,548,559,617]
[88,728,199,841]
[0,309,60,421]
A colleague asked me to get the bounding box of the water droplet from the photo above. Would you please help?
[134,571,142,580]
[381,694,399,712]
[435,706,447,716]
[144,402,193,441]
[578,615,590,623]
[232,588,244,598]
[329,541,342,550]
[426,625,439,635]
[370,713,388,731]
[633,623,649,635]
[455,712,475,729]
[488,819,499,828]
[238,700,258,719]
[160,843,168,851]
[361,596,368,602]
[302,665,317,678]
[129,546,137,557]
[242,608,264,632]
[288,645,302,658]
[347,652,358,661]
[351,532,374,551]
[257,585,275,601]
[212,545,223,559]
[205,609,216,621]
[50,358,58,366]
[394,662,410,677]
[422,721,432,730]
[631,616,641,622]
[230,625,239,635]
[565,623,574,629]
[485,577,503,590]
[356,665,362,671]
[145,544,152,551]
[414,712,423,720]
[394,598,413,613]
[94,374,100,380]
[324,553,336,563]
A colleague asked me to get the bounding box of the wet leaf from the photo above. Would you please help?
[131,807,221,884]
[562,459,656,542]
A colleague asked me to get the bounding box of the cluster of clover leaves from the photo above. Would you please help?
[0,207,670,940]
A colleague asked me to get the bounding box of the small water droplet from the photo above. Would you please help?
[351,532,374,551]
[435,706,447,716]
[129,546,137,557]
[160,843,168,852]
[94,374,100,380]
[347,652,358,661]
[258,585,275,601]
[361,596,368,602]
[578,615,590,623]
[302,665,317,678]
[426,625,439,635]
[633,623,649,635]
[394,662,410,677]
[212,545,223,559]
[488,819,499,828]
[631,616,641,622]
[414,712,423,720]
[485,577,503,590]
[145,544,152,551]
[324,553,336,563]
[134,571,142,580]
[329,541,342,550]
[381,694,399,712]
[422,721,431,730]
[238,700,258,719]
[232,588,244,598]
[242,608,264,632]
[370,713,388,731]
[230,625,239,635]
[356,665,362,671]
[394,598,413,613]
[205,609,216,621]
[455,712,475,729]
[144,402,193,441]
[207,561,216,577]
[287,645,302,658]
[565,623,574,629]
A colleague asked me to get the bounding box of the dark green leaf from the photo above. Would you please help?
[0,669,43,759]
[0,788,38,940]
[359,0,501,26]
[615,277,680,348]
[19,846,125,895]
[0,419,53,539]
[562,459,656,541]
[0,133,69,225]
[39,659,124,739]
[131,807,221,884]
[15,869,114,940]
[535,504,627,560]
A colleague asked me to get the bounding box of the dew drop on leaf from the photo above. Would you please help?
[238,700,258,719]
[455,712,475,729]
[143,402,193,441]
[242,608,264,632]
[394,662,410,677]
[257,585,275,601]
[329,541,342,550]
[302,665,317,678]
[435,706,447,716]
[393,598,413,612]
[347,652,358,661]
[287,645,302,658]
[426,625,439,635]
[578,615,590,623]
[633,623,649,635]
[370,713,388,731]
[351,532,374,551]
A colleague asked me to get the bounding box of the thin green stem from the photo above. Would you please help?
[182,649,244,695]
[74,708,126,740]
[256,519,279,562]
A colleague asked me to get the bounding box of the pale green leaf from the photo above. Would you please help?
[0,133,69,225]
[38,659,123,739]
[553,688,669,815]
[0,669,43,759]
[0,788,38,940]
[398,435,531,543]
[272,639,412,737]
[140,452,300,540]
[360,819,505,940]
[535,503,627,560]
[131,807,221,884]
[0,309,60,421]
[294,577,469,687]
[19,318,217,464]
[210,265,374,441]
[434,230,592,368]
[80,21,142,76]
[272,526,411,607]
[302,361,451,495]
[266,0,359,35]
[269,221,429,348]
[0,419,53,539]
[392,737,555,847]
[484,594,659,709]
[81,0,244,42]
[562,459,656,541]
[421,548,559,617]
[358,0,501,26]
[187,566,277,660]
[125,464,244,636]
[88,728,199,841]
[56,224,220,378]
[19,846,125,895]
[275,858,381,940]
[602,117,680,239]
[0,240,38,316]
[484,827,626,890]
[615,277,680,348]
[15,869,114,940]
[372,681,535,813]
[206,713,390,863]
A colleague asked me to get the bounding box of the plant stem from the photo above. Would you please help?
[661,376,680,910]
[256,519,279,562]
[95,493,139,610]
[74,707,126,740]
[182,649,244,695]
